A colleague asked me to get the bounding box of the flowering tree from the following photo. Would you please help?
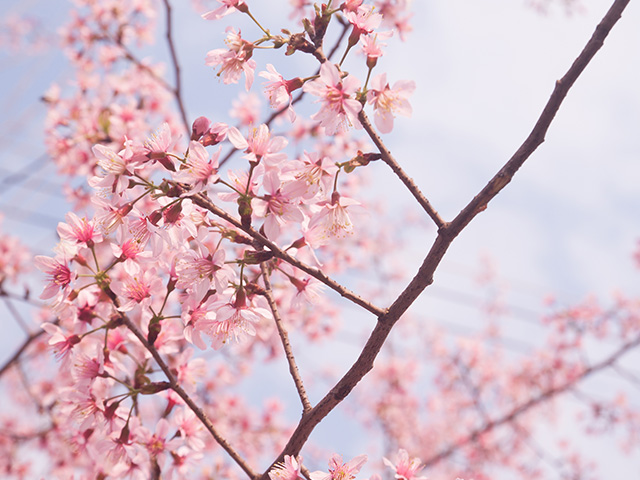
[0,0,638,479]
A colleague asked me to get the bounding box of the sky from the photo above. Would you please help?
[0,0,639,477]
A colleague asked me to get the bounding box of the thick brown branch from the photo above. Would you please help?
[261,0,631,474]
[187,190,386,317]
[260,263,312,413]
[359,110,447,230]
[448,0,631,234]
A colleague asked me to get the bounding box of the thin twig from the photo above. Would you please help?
[447,0,631,235]
[161,0,191,137]
[119,314,259,479]
[359,110,446,230]
[421,331,640,468]
[108,36,174,92]
[260,263,313,414]
[260,0,632,474]
[187,190,386,317]
[0,320,58,378]
[3,297,30,334]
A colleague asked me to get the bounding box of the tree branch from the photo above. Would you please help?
[0,319,58,378]
[448,0,631,235]
[260,263,313,414]
[119,313,259,479]
[260,0,632,473]
[421,332,640,468]
[186,189,386,317]
[358,110,446,230]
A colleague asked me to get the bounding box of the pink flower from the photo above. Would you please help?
[201,122,229,146]
[303,62,362,135]
[252,170,305,239]
[173,141,220,193]
[208,289,271,349]
[35,255,76,299]
[291,151,338,199]
[259,64,303,121]
[57,211,103,248]
[172,407,206,452]
[41,322,80,362]
[228,124,288,166]
[201,0,247,20]
[289,275,325,308]
[138,418,181,466]
[175,236,234,294]
[374,0,413,41]
[342,0,364,13]
[181,293,218,350]
[366,73,415,133]
[72,347,104,385]
[205,28,256,91]
[360,31,392,68]
[93,197,133,235]
[90,144,134,193]
[269,455,302,480]
[310,453,367,480]
[142,123,177,171]
[305,192,360,248]
[344,4,383,42]
[382,449,427,480]
[111,264,164,312]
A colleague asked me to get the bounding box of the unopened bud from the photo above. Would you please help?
[191,116,210,141]
[148,210,163,226]
[236,1,249,14]
[163,202,183,225]
[234,287,247,308]
[289,237,307,249]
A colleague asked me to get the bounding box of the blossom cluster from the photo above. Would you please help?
[1,0,637,479]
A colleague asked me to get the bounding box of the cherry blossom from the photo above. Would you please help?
[57,211,103,249]
[344,4,383,41]
[303,62,363,135]
[41,322,81,363]
[173,141,220,192]
[252,170,305,239]
[259,64,303,121]
[3,2,637,480]
[208,289,272,349]
[366,73,415,133]
[305,192,361,248]
[310,454,368,480]
[205,27,256,90]
[34,254,76,299]
[383,449,427,480]
[230,92,262,126]
[228,123,289,166]
[110,263,164,312]
[201,0,248,20]
[269,455,302,480]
